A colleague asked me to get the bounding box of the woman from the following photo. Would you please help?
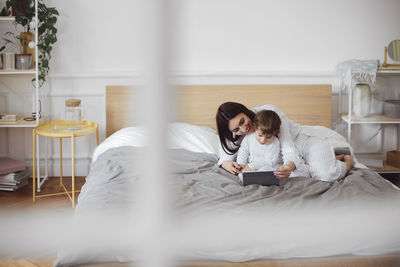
[216,102,354,181]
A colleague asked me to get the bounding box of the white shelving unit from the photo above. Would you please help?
[0,16,15,21]
[0,0,48,191]
[341,114,400,125]
[340,70,400,171]
[0,69,36,74]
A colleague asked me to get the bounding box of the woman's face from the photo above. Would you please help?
[228,113,254,136]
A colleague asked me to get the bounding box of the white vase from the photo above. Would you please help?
[353,84,371,117]
[2,52,15,70]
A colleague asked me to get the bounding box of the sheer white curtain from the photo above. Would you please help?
[134,1,177,266]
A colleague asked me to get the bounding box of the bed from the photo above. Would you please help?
[54,85,400,267]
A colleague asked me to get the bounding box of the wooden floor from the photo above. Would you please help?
[0,176,86,212]
[1,177,400,267]
[0,177,85,267]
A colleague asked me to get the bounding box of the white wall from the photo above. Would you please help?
[51,0,400,74]
[171,0,399,72]
[1,0,400,175]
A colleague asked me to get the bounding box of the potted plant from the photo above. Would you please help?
[2,31,32,69]
[5,0,58,87]
[6,0,34,63]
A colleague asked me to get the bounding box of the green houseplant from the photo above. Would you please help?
[6,0,59,87]
[2,31,32,69]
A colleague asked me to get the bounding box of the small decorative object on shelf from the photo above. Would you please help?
[19,31,34,66]
[23,99,41,121]
[353,83,371,117]
[383,100,400,119]
[380,39,400,70]
[0,113,21,122]
[2,51,15,69]
[15,53,31,69]
[2,31,32,69]
[387,150,400,168]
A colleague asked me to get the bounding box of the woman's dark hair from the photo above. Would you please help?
[254,110,281,136]
[216,102,255,155]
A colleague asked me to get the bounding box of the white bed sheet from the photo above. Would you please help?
[92,123,366,169]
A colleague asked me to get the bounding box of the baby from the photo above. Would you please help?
[237,110,307,177]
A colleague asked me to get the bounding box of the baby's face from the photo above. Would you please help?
[255,129,275,145]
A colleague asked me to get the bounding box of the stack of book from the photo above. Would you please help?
[0,169,29,191]
[0,157,29,192]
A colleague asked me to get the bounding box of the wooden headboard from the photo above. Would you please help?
[106,85,332,137]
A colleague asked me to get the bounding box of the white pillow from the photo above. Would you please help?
[92,123,219,162]
[301,125,350,149]
[167,122,219,155]
[92,126,148,162]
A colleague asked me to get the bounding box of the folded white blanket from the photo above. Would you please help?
[335,59,379,90]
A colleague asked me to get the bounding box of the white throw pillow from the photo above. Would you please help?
[167,122,219,155]
[92,123,219,162]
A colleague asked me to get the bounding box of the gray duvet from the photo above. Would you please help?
[54,146,400,266]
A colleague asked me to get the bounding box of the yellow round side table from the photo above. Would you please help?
[32,120,99,208]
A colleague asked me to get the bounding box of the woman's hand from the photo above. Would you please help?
[336,154,345,161]
[221,161,242,175]
[275,161,296,179]
[336,154,355,173]
[343,155,355,173]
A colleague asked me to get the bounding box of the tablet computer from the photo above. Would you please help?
[334,147,351,156]
[239,170,280,186]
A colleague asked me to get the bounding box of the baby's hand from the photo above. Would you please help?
[275,164,293,179]
[238,164,246,170]
[243,165,252,172]
[343,155,355,170]
[336,154,345,161]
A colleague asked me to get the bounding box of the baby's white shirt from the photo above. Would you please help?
[237,133,283,171]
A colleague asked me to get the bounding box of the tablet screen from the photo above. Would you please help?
[240,171,280,186]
